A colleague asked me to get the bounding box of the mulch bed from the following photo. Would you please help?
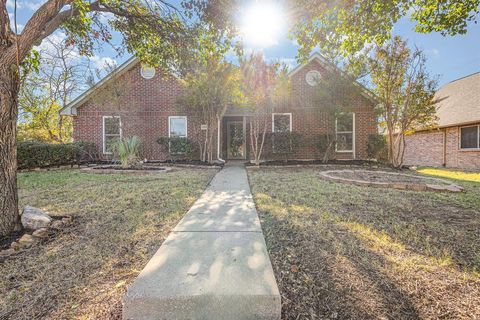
[145,160,224,168]
[91,165,168,171]
[81,165,172,174]
[246,159,380,167]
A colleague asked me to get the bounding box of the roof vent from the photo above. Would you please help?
[141,65,156,79]
[306,70,321,86]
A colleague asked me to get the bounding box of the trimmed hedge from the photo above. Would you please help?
[17,141,98,169]
[267,131,303,155]
[157,137,196,159]
[262,132,303,161]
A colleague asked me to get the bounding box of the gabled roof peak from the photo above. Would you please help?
[287,52,331,77]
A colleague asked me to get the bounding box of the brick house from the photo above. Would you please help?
[60,53,377,162]
[403,72,480,169]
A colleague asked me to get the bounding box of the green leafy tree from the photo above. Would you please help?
[178,58,241,163]
[369,36,438,168]
[291,0,480,59]
[0,0,233,235]
[18,37,89,143]
[239,53,290,166]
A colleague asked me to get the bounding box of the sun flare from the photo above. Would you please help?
[240,1,285,48]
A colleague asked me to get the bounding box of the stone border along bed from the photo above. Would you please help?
[80,166,173,174]
[320,169,464,193]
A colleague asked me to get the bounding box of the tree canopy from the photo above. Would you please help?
[0,0,237,236]
[369,36,438,167]
[290,0,480,59]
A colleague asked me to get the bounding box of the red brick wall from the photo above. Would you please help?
[260,59,377,160]
[73,59,377,161]
[73,63,213,160]
[404,125,480,169]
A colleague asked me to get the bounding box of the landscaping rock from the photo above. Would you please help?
[17,234,35,249]
[21,206,52,230]
[61,216,73,226]
[10,241,20,251]
[32,228,49,239]
[50,220,64,229]
[0,248,15,258]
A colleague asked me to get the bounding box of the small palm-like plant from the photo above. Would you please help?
[112,136,141,168]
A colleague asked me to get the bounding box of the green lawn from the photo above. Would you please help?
[0,168,217,319]
[418,167,480,183]
[248,167,480,320]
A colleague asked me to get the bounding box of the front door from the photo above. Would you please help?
[227,121,245,159]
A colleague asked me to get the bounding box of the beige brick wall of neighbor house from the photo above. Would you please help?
[404,125,480,169]
[73,58,377,161]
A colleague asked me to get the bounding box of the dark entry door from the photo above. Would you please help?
[227,121,245,159]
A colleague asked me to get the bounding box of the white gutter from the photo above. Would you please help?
[217,118,225,163]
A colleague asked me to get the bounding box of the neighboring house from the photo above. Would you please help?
[404,72,480,169]
[60,53,377,162]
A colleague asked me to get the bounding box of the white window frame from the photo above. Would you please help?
[168,116,188,138]
[102,116,122,154]
[272,113,292,132]
[459,124,480,150]
[335,113,355,155]
[168,116,188,154]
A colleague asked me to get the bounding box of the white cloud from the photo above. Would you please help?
[7,12,24,33]
[90,56,117,70]
[34,32,67,53]
[33,31,118,73]
[7,0,44,10]
[9,0,47,11]
[426,48,440,58]
[19,0,43,10]
[6,0,19,9]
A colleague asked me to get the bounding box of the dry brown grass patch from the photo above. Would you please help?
[0,168,216,319]
[248,166,480,319]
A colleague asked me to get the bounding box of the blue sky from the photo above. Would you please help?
[8,0,480,87]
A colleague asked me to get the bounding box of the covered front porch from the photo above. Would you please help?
[219,115,249,161]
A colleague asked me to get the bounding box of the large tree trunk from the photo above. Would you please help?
[0,64,20,236]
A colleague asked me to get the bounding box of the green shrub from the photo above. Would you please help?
[157,137,195,159]
[265,132,303,161]
[17,141,98,169]
[367,134,387,161]
[112,136,141,167]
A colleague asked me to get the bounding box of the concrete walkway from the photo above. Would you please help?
[123,162,281,320]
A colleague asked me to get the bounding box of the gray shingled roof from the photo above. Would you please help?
[435,72,480,127]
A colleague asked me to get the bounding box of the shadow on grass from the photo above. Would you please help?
[1,169,215,319]
[259,201,421,319]
[255,168,480,272]
[249,168,480,319]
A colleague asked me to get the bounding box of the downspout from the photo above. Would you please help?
[217,117,225,163]
[442,129,446,167]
